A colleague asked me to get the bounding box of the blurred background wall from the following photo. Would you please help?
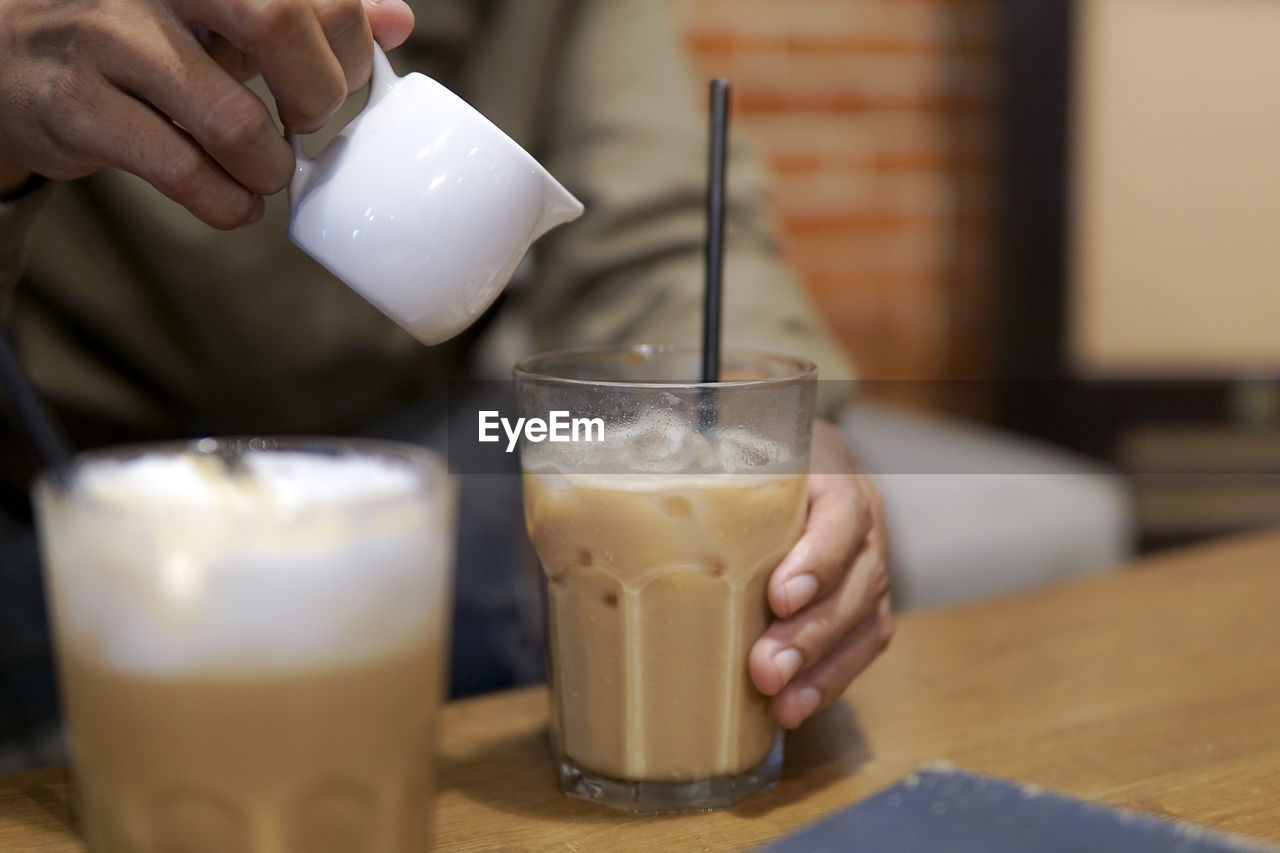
[669,0,1280,554]
[669,0,1000,397]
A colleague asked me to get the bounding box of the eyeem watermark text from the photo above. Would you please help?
[478,411,605,452]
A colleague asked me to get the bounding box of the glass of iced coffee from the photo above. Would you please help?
[515,345,816,813]
[32,438,454,852]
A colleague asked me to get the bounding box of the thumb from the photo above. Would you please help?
[363,0,416,50]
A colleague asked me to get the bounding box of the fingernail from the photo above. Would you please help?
[772,647,803,685]
[797,686,822,720]
[784,574,819,614]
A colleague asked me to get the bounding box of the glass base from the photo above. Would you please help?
[558,730,783,814]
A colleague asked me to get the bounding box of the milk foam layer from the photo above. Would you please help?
[76,451,423,517]
[38,450,450,677]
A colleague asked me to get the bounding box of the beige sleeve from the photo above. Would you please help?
[0,180,56,318]
[526,0,855,418]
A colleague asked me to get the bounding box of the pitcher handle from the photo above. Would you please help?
[367,44,398,105]
[288,44,400,203]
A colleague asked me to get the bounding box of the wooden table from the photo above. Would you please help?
[4,530,1280,851]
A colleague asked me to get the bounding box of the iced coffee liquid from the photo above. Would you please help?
[62,644,438,852]
[524,471,806,783]
[35,448,451,853]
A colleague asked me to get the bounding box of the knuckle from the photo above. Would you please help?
[25,147,91,180]
[38,67,91,116]
[63,13,122,54]
[151,147,206,199]
[206,93,275,153]
[197,185,258,230]
[277,62,347,131]
[808,540,845,582]
[261,159,293,194]
[869,562,891,599]
[855,498,874,533]
[36,81,102,169]
[208,198,256,230]
[877,610,896,651]
[319,67,349,110]
[799,610,841,654]
[297,72,348,128]
[323,58,351,100]
[315,0,365,33]
[244,0,309,37]
[810,555,842,589]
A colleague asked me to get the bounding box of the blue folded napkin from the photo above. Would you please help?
[756,765,1277,852]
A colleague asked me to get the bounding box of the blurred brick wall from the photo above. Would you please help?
[670,0,999,398]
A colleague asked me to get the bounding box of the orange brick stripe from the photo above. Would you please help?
[684,31,994,56]
[784,211,991,233]
[769,152,990,174]
[733,91,992,114]
[675,0,999,384]
[786,211,943,231]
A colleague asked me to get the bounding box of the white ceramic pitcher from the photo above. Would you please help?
[288,47,584,345]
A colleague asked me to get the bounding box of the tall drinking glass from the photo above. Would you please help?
[515,345,816,813]
[33,438,454,852]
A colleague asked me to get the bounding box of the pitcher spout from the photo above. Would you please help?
[534,179,585,239]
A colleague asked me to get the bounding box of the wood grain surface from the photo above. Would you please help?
[4,530,1280,851]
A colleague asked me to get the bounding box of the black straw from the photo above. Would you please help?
[0,326,74,488]
[701,78,730,384]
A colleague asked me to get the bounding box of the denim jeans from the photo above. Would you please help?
[0,507,63,772]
